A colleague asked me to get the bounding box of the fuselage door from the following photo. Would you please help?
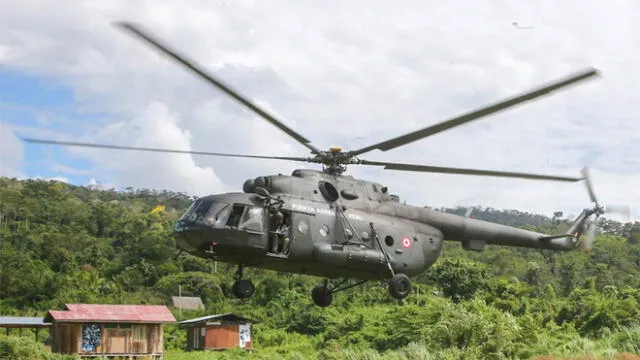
[288,211,315,260]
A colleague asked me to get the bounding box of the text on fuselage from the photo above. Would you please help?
[291,203,364,221]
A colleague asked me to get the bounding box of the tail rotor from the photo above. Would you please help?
[579,167,630,250]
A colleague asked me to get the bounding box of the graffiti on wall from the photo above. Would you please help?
[239,324,251,348]
[81,324,102,352]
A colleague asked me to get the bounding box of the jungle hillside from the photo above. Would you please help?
[1,177,640,360]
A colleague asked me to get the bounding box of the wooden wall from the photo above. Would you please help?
[51,322,163,355]
[205,324,238,349]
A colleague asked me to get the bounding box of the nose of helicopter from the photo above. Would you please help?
[172,197,227,252]
[173,220,206,253]
[173,220,232,254]
[173,196,268,257]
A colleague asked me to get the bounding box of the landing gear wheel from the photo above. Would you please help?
[311,284,333,307]
[388,273,411,300]
[232,279,255,299]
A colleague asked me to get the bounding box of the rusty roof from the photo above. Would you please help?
[44,304,176,324]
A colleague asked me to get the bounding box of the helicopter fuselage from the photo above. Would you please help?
[173,169,580,282]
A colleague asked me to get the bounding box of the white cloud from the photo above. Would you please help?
[38,176,70,183]
[1,0,639,221]
[87,177,117,191]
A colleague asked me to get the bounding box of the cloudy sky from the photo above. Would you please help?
[1,0,639,221]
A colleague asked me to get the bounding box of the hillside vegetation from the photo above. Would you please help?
[1,177,640,359]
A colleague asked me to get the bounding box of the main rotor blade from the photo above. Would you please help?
[605,205,632,220]
[583,221,597,250]
[23,138,313,162]
[359,160,582,182]
[113,21,322,155]
[581,167,598,204]
[351,68,599,156]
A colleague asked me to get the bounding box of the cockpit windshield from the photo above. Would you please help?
[180,198,214,222]
[179,198,264,232]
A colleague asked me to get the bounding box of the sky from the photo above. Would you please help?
[1,0,639,221]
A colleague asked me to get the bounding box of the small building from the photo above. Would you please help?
[0,316,50,339]
[44,304,176,359]
[171,296,204,311]
[179,313,254,351]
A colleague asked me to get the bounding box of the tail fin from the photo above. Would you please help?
[538,167,628,251]
[564,209,592,240]
[538,209,591,246]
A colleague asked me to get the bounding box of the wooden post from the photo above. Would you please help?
[178,285,182,318]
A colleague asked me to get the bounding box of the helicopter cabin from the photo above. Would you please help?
[179,313,254,351]
[241,170,402,247]
[44,304,176,358]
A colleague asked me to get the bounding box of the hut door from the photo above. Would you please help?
[191,327,204,349]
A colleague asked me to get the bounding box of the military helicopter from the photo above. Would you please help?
[24,22,621,307]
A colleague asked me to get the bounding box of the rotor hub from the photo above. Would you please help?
[314,149,357,175]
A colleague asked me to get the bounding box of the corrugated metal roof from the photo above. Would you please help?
[178,313,254,326]
[171,296,204,310]
[45,304,176,323]
[0,317,50,327]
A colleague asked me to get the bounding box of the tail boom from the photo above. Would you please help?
[378,204,586,251]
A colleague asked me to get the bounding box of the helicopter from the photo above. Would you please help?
[24,22,623,307]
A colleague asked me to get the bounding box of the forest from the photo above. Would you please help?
[1,176,640,359]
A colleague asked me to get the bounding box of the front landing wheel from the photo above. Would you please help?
[388,273,411,300]
[232,279,255,299]
[311,284,333,307]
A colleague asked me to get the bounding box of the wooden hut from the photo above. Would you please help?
[179,313,254,351]
[44,304,176,359]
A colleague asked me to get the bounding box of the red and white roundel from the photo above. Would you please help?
[401,236,412,249]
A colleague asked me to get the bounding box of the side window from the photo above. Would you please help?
[226,204,246,228]
[212,205,231,228]
[132,325,146,342]
[225,204,264,232]
[238,206,264,232]
[366,183,379,200]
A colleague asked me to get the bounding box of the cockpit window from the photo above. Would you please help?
[204,203,231,227]
[180,198,232,226]
[180,199,264,232]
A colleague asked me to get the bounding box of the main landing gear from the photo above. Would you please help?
[311,274,412,307]
[231,264,255,299]
[388,273,412,300]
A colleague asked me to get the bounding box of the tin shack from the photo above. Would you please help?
[44,304,176,358]
[0,316,50,339]
[179,313,254,351]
